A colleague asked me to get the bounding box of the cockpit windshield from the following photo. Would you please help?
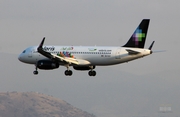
[22,50,26,53]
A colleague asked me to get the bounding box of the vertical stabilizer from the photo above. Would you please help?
[123,19,150,48]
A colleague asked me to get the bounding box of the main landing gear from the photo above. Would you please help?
[64,70,73,76]
[88,66,96,76]
[88,70,96,76]
[64,70,96,76]
[64,65,73,76]
[64,65,96,76]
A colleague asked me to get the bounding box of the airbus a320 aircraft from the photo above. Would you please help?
[18,19,155,76]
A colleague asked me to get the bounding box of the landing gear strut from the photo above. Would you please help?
[64,65,73,76]
[33,64,38,75]
[88,66,96,76]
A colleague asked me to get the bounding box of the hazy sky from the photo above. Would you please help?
[0,1,180,117]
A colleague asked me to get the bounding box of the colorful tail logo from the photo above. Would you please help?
[133,27,146,46]
[123,19,150,48]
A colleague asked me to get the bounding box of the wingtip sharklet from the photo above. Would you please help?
[38,37,45,49]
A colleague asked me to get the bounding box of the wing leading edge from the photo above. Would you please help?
[37,38,82,65]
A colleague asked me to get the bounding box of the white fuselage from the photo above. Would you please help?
[18,45,151,66]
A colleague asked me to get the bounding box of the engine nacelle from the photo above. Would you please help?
[37,60,59,70]
[73,66,95,71]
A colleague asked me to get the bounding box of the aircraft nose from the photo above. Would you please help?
[18,53,23,62]
[18,49,28,62]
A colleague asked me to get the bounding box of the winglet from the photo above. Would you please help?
[148,41,155,50]
[38,37,45,49]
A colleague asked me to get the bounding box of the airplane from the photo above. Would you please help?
[18,19,155,76]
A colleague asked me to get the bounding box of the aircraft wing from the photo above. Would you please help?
[37,38,79,65]
[51,53,79,65]
[126,49,140,55]
[37,38,91,65]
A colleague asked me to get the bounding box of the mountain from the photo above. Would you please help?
[0,92,96,117]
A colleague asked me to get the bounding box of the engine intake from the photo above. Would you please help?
[37,60,59,70]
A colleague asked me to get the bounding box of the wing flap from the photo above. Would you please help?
[51,54,79,65]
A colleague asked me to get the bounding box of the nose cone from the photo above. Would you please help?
[18,53,24,62]
[18,47,36,64]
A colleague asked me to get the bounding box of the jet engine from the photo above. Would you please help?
[37,60,59,70]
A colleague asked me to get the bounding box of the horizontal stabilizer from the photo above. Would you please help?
[126,49,140,55]
[149,41,155,50]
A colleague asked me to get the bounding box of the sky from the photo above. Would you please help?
[0,0,180,117]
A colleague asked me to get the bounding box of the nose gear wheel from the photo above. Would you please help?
[33,64,38,75]
[33,70,38,75]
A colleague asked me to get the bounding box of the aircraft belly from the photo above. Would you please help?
[118,54,144,63]
[87,57,118,66]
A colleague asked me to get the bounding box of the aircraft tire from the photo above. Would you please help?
[92,71,96,76]
[88,71,96,76]
[65,70,73,76]
[69,70,73,76]
[33,71,38,75]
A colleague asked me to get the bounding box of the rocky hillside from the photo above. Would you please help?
[0,92,96,117]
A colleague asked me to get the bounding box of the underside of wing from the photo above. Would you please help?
[51,54,79,65]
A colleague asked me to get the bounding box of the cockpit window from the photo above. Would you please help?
[22,50,26,53]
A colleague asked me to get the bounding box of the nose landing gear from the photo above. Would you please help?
[33,65,38,75]
[33,70,38,75]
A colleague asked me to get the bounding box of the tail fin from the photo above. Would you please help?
[123,19,150,48]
